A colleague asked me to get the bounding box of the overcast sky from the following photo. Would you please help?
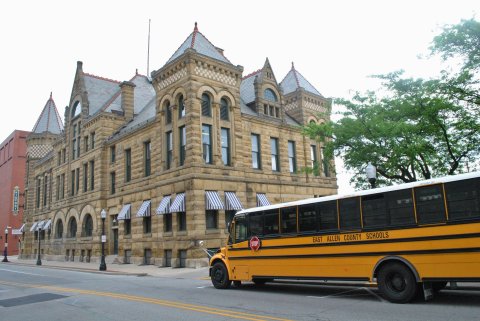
[1,0,477,193]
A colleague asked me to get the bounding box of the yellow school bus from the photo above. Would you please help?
[209,172,480,303]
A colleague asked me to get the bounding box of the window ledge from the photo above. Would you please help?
[176,231,187,236]
[205,229,220,234]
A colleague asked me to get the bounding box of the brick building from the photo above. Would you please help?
[21,24,337,267]
[0,130,30,255]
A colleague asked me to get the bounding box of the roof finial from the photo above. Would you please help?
[50,92,53,99]
[136,68,138,75]
[291,61,295,70]
[194,22,198,32]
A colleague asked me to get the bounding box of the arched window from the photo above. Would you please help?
[72,101,82,118]
[83,214,93,237]
[55,220,64,239]
[220,98,229,121]
[68,217,77,238]
[201,93,212,117]
[264,89,277,102]
[178,95,185,118]
[164,100,172,125]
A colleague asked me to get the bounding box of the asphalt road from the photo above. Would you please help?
[0,264,479,321]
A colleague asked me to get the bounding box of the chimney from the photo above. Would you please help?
[120,81,136,121]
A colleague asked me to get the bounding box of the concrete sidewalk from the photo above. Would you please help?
[2,256,210,279]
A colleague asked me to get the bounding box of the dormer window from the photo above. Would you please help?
[72,101,82,118]
[264,89,277,102]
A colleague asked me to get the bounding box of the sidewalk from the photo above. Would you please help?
[2,255,210,279]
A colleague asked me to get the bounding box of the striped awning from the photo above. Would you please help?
[30,222,38,232]
[156,196,171,215]
[136,200,151,217]
[205,191,224,210]
[225,192,243,210]
[117,204,131,220]
[43,219,52,230]
[170,193,185,213]
[36,220,45,231]
[19,224,25,232]
[256,193,270,207]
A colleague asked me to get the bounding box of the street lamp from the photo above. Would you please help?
[99,209,107,271]
[36,225,42,266]
[366,162,377,189]
[2,227,9,263]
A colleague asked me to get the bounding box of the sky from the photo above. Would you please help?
[0,0,478,193]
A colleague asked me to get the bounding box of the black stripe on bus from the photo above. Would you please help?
[227,247,480,260]
[228,232,480,251]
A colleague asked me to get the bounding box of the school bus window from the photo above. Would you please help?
[445,178,480,221]
[263,209,279,235]
[249,211,263,236]
[234,215,248,243]
[318,201,338,231]
[281,207,297,234]
[299,204,317,232]
[386,189,415,226]
[339,197,361,230]
[414,185,446,224]
[362,193,388,229]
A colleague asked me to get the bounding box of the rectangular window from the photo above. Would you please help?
[164,250,172,267]
[77,138,81,158]
[89,160,94,190]
[144,141,151,177]
[221,128,230,166]
[178,250,187,268]
[202,125,212,164]
[263,209,279,235]
[288,141,297,173]
[339,197,361,230]
[321,147,329,177]
[177,212,186,231]
[56,176,60,201]
[166,131,173,169]
[110,172,116,194]
[179,126,186,166]
[386,189,415,226]
[206,210,218,229]
[445,178,480,221]
[90,132,95,149]
[72,138,77,160]
[76,168,80,193]
[125,149,131,182]
[70,170,75,196]
[166,105,172,124]
[164,214,172,232]
[414,185,446,224]
[143,216,152,234]
[225,210,236,227]
[310,145,318,173]
[57,151,61,166]
[362,194,387,228]
[63,148,66,163]
[281,207,297,234]
[249,212,263,236]
[124,219,131,235]
[270,137,279,172]
[251,134,261,169]
[110,145,116,163]
[43,176,48,206]
[83,163,88,192]
[84,136,89,152]
[299,204,317,233]
[60,174,65,199]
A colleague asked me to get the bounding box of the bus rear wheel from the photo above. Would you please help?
[378,262,418,303]
[211,262,231,289]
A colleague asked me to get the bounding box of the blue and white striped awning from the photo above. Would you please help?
[30,222,38,232]
[117,204,131,220]
[170,193,185,213]
[205,191,224,210]
[256,193,270,207]
[36,220,45,231]
[225,192,243,210]
[43,219,52,230]
[156,196,171,215]
[136,200,151,217]
[19,224,25,233]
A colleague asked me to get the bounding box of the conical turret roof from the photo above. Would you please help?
[32,93,64,134]
[280,62,323,97]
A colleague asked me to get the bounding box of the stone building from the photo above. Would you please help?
[22,24,337,267]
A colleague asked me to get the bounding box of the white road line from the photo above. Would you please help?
[196,286,209,288]
[307,287,365,299]
[363,287,387,303]
[0,268,44,276]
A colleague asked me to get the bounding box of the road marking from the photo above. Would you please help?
[0,268,44,276]
[307,287,365,299]
[0,280,293,321]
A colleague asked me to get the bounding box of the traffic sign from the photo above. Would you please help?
[249,236,261,251]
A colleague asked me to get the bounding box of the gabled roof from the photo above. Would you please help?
[32,93,64,134]
[280,62,323,97]
[165,22,231,66]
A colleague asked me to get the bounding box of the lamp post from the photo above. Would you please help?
[99,209,107,271]
[366,162,377,189]
[2,227,9,262]
[36,226,42,266]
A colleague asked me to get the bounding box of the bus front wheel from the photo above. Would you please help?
[211,262,231,289]
[378,262,418,303]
